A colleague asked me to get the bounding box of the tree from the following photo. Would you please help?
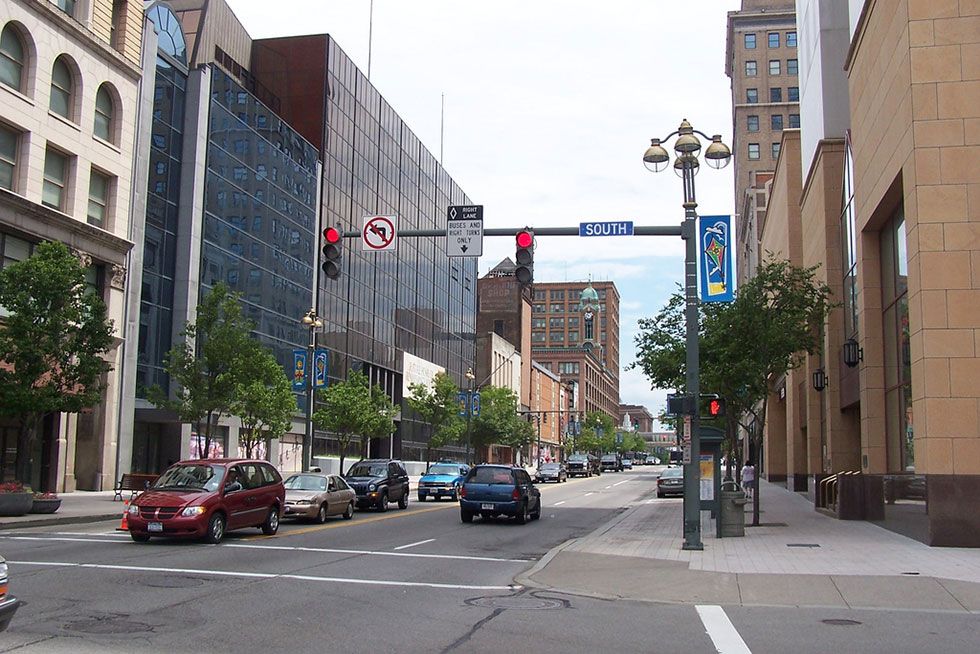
[361,383,399,459]
[231,348,296,459]
[312,369,376,474]
[577,411,615,454]
[0,242,114,485]
[148,283,254,459]
[406,372,462,466]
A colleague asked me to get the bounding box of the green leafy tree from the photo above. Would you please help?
[231,348,296,459]
[312,369,380,474]
[361,383,399,458]
[470,385,521,458]
[578,411,615,454]
[406,372,463,466]
[0,242,114,485]
[148,283,254,459]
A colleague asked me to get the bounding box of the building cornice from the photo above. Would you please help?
[800,138,847,210]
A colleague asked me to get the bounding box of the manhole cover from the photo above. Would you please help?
[465,595,567,610]
[65,615,153,634]
[141,575,207,588]
[821,619,862,626]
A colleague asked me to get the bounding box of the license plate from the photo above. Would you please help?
[147,522,163,533]
[481,503,494,510]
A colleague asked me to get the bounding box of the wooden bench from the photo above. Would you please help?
[113,473,159,501]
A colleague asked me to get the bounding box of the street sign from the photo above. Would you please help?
[447,205,484,257]
[579,220,634,237]
[362,215,397,252]
[682,416,692,464]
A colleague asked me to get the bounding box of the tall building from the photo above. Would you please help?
[725,0,799,284]
[0,0,145,491]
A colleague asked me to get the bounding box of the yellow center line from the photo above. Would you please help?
[244,503,456,541]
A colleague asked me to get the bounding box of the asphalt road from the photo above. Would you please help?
[1,467,977,653]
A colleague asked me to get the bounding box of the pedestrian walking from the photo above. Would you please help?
[741,461,755,499]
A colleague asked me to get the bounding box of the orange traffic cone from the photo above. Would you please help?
[117,500,130,531]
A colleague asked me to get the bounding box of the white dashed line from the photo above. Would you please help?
[584,492,595,497]
[394,538,435,550]
[553,501,566,506]
[613,478,633,486]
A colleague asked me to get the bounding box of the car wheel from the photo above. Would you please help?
[451,485,460,502]
[398,491,408,510]
[261,506,280,535]
[515,501,528,525]
[131,532,150,543]
[377,492,389,512]
[460,509,474,523]
[418,493,427,502]
[657,492,664,498]
[205,512,226,544]
[316,503,328,524]
[343,502,354,520]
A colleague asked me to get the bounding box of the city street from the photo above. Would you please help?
[2,468,978,653]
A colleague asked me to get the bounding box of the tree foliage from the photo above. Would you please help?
[576,411,615,454]
[406,372,463,465]
[312,369,386,474]
[0,241,114,484]
[231,348,296,459]
[470,385,521,456]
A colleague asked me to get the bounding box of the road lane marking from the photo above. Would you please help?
[393,538,435,550]
[226,543,529,562]
[8,560,521,591]
[696,605,752,654]
[0,536,117,545]
[247,502,456,540]
[552,501,566,506]
[604,485,613,489]
[613,478,633,486]
[584,492,595,497]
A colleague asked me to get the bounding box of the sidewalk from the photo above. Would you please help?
[518,479,980,612]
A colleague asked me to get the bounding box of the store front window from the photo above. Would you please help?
[880,207,911,471]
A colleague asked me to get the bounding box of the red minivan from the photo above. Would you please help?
[127,458,285,544]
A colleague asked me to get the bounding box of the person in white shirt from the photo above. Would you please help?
[741,461,755,499]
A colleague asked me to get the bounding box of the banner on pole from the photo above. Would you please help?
[699,215,734,303]
[292,350,307,391]
[313,349,328,388]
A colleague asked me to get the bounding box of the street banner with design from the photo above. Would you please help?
[457,392,468,417]
[292,350,307,390]
[699,215,734,303]
[314,348,328,388]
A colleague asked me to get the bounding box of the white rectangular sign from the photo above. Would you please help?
[447,205,483,257]
[362,215,397,252]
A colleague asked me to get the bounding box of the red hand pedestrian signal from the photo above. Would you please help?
[708,398,726,417]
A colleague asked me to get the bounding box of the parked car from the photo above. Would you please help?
[0,555,19,632]
[535,462,568,483]
[459,465,541,524]
[418,462,469,501]
[343,459,410,511]
[657,467,684,497]
[622,458,633,470]
[283,472,355,522]
[567,453,600,477]
[127,459,285,544]
[601,454,623,472]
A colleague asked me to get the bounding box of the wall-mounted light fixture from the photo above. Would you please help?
[812,367,827,392]
[843,338,863,368]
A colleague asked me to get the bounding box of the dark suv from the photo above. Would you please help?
[343,459,410,511]
[567,453,600,477]
[459,465,541,524]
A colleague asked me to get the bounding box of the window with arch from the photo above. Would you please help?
[0,24,26,92]
[50,56,74,119]
[94,84,114,142]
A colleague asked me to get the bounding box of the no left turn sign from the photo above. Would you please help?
[362,215,397,252]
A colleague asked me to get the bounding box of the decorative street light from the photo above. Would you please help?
[300,308,323,472]
[643,119,731,552]
[464,367,475,465]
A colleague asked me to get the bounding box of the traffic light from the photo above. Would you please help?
[705,397,726,418]
[321,225,342,279]
[515,228,534,286]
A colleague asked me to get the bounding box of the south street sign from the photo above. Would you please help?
[447,205,484,257]
[579,220,634,237]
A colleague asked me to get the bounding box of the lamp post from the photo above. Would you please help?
[643,119,731,551]
[301,308,323,472]
[464,367,475,465]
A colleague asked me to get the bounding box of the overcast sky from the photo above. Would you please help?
[228,0,742,423]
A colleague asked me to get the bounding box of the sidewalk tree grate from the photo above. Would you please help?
[786,543,820,548]
[821,619,862,626]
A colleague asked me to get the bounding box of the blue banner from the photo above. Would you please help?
[699,215,734,303]
[471,392,481,417]
[292,350,307,390]
[313,349,328,388]
[457,392,468,417]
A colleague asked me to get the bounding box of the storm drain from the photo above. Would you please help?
[465,595,568,611]
[786,543,821,548]
[64,614,154,634]
[821,619,862,626]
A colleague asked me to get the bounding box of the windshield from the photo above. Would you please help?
[426,465,461,476]
[568,455,587,462]
[153,464,225,491]
[540,463,560,470]
[347,464,387,477]
[661,468,683,478]
[601,455,617,461]
[284,474,328,491]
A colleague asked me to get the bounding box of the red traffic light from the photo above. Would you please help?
[323,227,341,244]
[516,230,534,249]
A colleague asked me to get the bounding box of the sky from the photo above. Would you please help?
[228,0,742,424]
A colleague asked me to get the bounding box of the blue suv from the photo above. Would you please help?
[459,465,541,524]
[418,461,469,501]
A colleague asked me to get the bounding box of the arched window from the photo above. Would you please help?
[0,25,26,91]
[147,5,187,65]
[94,84,114,142]
[50,56,74,119]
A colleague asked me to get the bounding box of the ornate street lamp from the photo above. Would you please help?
[301,308,323,472]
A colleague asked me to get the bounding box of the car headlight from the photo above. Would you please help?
[294,499,311,505]
[180,506,206,517]
[0,562,8,578]
[127,504,140,515]
[368,483,376,491]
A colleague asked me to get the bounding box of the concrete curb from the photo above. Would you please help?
[0,513,122,531]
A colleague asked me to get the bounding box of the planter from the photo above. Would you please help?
[0,492,34,516]
[30,498,62,514]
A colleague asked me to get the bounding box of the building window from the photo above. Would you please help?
[550,331,564,343]
[42,148,69,211]
[532,318,546,329]
[533,303,545,313]
[881,206,911,471]
[550,289,565,300]
[787,31,797,47]
[0,25,26,92]
[788,86,800,102]
[746,88,758,103]
[50,56,74,120]
[55,0,76,16]
[841,132,858,341]
[550,303,563,313]
[768,32,780,48]
[549,317,564,329]
[567,316,579,327]
[567,331,579,342]
[0,124,17,191]
[744,33,756,49]
[532,332,546,343]
[493,319,505,337]
[787,58,798,76]
[87,169,111,227]
[94,84,115,142]
[748,143,760,160]
[771,114,783,131]
[745,60,757,76]
[770,87,783,102]
[769,60,780,75]
[747,115,759,132]
[789,113,800,128]
[771,142,781,159]
[533,289,545,300]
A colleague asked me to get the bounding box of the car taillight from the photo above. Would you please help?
[511,488,520,501]
[459,486,466,498]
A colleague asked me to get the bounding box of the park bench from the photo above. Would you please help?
[113,473,158,501]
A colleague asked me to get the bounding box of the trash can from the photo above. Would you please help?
[719,480,748,537]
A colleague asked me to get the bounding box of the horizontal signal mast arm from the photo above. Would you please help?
[339,225,683,238]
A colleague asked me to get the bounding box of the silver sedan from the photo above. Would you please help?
[283,473,355,523]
